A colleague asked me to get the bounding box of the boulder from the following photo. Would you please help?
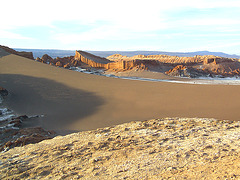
[41,54,53,63]
[0,126,55,151]
[55,61,63,67]
[0,87,8,97]
[36,57,41,61]
[64,63,70,68]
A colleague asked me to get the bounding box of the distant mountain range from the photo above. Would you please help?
[15,48,240,59]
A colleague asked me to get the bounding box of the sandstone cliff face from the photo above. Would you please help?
[1,118,240,179]
[107,53,240,77]
[107,54,229,64]
[0,45,34,59]
[74,51,147,71]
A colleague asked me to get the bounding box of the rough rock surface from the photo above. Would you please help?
[107,54,238,64]
[75,51,148,71]
[166,65,210,78]
[36,54,78,68]
[0,114,56,152]
[1,118,240,179]
[108,54,240,78]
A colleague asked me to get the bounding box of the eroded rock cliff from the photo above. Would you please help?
[35,50,240,78]
[108,53,240,78]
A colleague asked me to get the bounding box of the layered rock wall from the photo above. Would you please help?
[107,54,238,65]
[74,50,111,68]
[74,51,147,70]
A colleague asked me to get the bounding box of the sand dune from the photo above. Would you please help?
[1,54,240,133]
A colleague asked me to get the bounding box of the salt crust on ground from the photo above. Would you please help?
[1,117,240,179]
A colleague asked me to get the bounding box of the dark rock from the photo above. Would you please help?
[0,45,34,59]
[0,127,56,151]
[41,54,53,63]
[0,87,8,97]
[9,119,22,127]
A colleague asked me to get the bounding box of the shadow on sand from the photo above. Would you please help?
[0,74,104,134]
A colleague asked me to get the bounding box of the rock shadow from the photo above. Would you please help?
[0,74,104,134]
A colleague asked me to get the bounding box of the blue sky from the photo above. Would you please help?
[1,0,240,55]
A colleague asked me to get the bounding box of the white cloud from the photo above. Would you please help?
[3,0,239,29]
[1,0,240,53]
[185,18,240,26]
[52,24,157,44]
[1,0,239,33]
[0,30,32,40]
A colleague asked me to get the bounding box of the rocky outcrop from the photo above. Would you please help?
[106,53,240,77]
[0,86,55,152]
[166,60,240,78]
[75,51,148,71]
[107,54,239,65]
[34,50,240,78]
[0,45,34,59]
[166,65,209,78]
[1,117,240,179]
[36,54,78,68]
[0,115,55,152]
[0,87,8,97]
[41,54,53,63]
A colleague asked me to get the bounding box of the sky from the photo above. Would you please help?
[1,0,240,55]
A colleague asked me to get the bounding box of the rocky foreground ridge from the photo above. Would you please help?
[1,117,240,179]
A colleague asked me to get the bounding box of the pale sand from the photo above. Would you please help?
[1,54,240,133]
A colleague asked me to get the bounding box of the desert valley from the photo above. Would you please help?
[1,45,240,179]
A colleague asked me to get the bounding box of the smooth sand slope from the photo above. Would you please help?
[1,54,240,133]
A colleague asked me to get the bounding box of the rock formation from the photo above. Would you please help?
[107,54,226,64]
[0,87,55,152]
[166,65,210,78]
[74,51,147,71]
[41,54,53,63]
[0,45,34,59]
[108,53,240,78]
[0,87,8,97]
[36,54,80,68]
[33,50,240,78]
